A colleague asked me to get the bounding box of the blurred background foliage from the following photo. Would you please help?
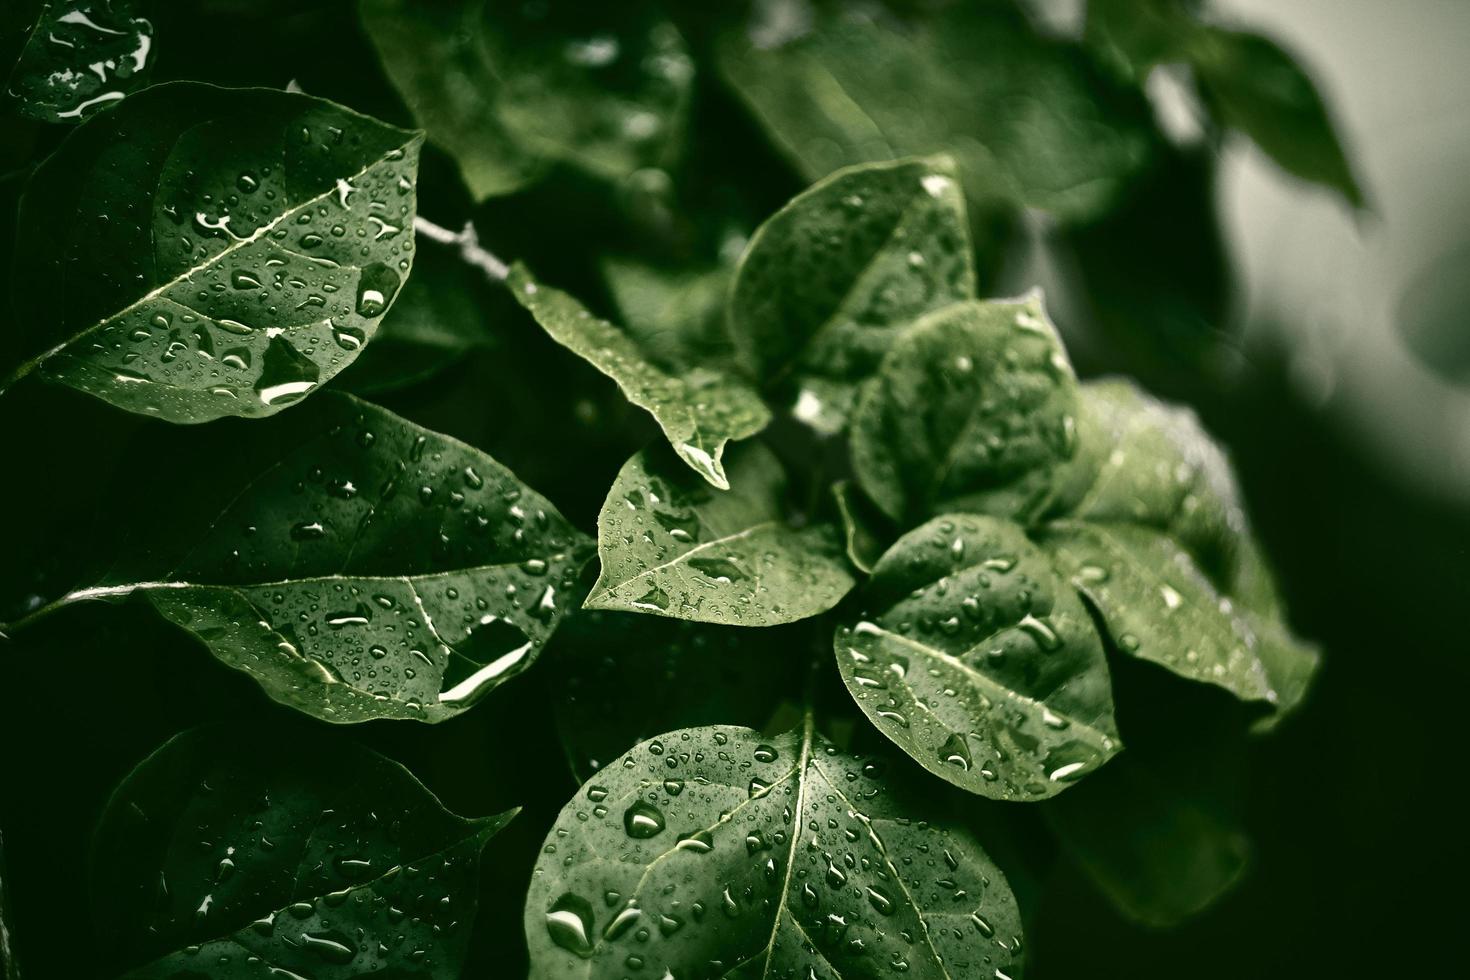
[0,0,1463,977]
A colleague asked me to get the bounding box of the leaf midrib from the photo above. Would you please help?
[7,126,421,389]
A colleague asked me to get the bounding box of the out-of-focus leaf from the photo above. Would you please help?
[93,724,515,978]
[602,256,734,372]
[546,609,809,781]
[834,514,1120,801]
[510,263,769,488]
[1043,754,1249,928]
[3,82,422,422]
[849,295,1080,524]
[831,479,892,575]
[525,721,1024,978]
[361,0,692,198]
[728,155,974,434]
[5,392,591,723]
[6,0,156,123]
[587,442,854,625]
[1188,27,1364,209]
[717,2,1153,222]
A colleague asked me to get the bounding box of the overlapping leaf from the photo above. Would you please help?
[850,295,1080,524]
[1038,379,1319,717]
[3,82,422,421]
[525,721,1024,979]
[6,0,156,123]
[93,724,514,978]
[834,515,1120,801]
[511,264,768,489]
[361,0,691,198]
[25,392,590,723]
[728,155,974,433]
[587,443,854,625]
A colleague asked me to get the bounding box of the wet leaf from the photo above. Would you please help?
[1039,379,1319,717]
[93,724,515,978]
[3,82,422,422]
[5,0,156,123]
[25,392,591,723]
[361,0,692,198]
[717,2,1153,221]
[850,295,1080,524]
[834,514,1120,801]
[727,155,974,434]
[1044,754,1250,928]
[510,263,769,489]
[525,720,1024,979]
[586,442,854,625]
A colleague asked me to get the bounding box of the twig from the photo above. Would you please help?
[413,216,510,283]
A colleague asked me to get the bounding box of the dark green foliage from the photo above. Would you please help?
[0,2,1369,978]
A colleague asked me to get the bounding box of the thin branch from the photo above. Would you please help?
[413,216,510,283]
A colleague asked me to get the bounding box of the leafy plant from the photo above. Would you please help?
[0,2,1351,978]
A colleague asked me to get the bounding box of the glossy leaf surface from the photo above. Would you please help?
[6,0,155,123]
[835,515,1120,800]
[5,82,422,421]
[850,296,1080,524]
[93,724,514,978]
[587,443,854,625]
[728,156,973,434]
[525,721,1024,979]
[1041,380,1318,714]
[63,392,591,723]
[510,264,768,489]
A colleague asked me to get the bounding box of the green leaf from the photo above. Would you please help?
[834,514,1120,801]
[727,155,975,433]
[1040,379,1319,716]
[92,724,515,978]
[716,3,1153,221]
[23,392,590,723]
[1188,27,1364,209]
[1041,520,1274,702]
[5,0,156,123]
[1043,754,1249,927]
[586,442,855,625]
[361,0,692,198]
[524,719,1024,978]
[358,0,541,199]
[831,479,891,575]
[3,82,422,422]
[602,256,735,373]
[850,295,1080,524]
[509,263,769,489]
[546,609,809,782]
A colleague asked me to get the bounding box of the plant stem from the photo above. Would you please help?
[413,216,510,283]
[0,824,18,980]
[0,583,162,638]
